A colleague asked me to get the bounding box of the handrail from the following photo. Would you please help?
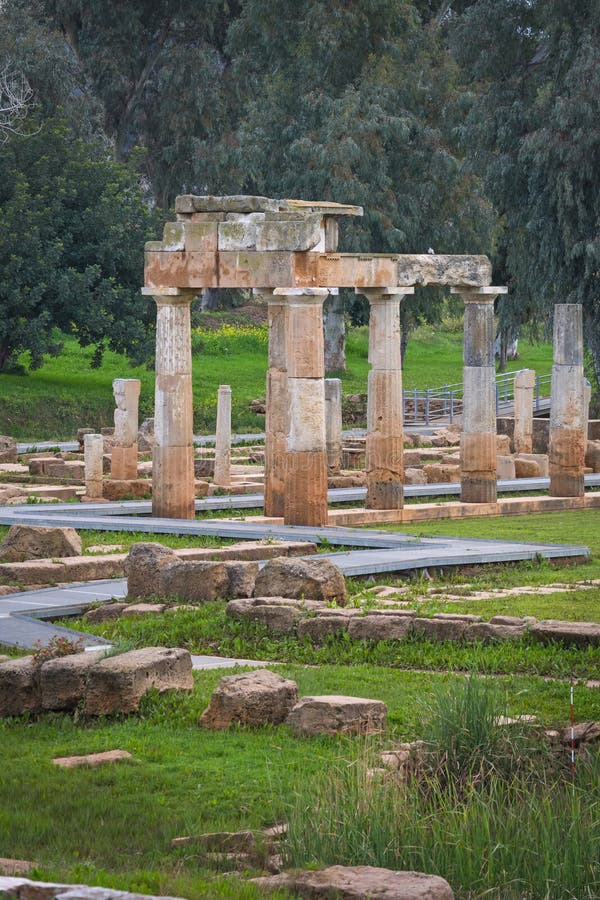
[402,370,552,425]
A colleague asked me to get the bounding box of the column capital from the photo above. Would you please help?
[451,286,507,303]
[356,287,414,302]
[141,287,197,306]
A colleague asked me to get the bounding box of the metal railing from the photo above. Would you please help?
[402,371,552,425]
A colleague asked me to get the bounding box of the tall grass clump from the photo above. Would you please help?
[283,678,600,898]
[191,323,268,356]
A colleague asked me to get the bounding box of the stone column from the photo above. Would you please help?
[276,287,329,526]
[549,303,585,497]
[257,289,290,518]
[142,287,196,519]
[513,369,535,454]
[213,384,232,489]
[452,286,507,503]
[111,379,141,480]
[584,378,591,455]
[358,288,413,510]
[325,378,343,475]
[84,433,104,500]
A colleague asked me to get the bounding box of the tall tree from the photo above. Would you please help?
[450,0,600,385]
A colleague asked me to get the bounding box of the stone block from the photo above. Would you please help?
[218,250,294,288]
[286,695,387,737]
[158,560,229,602]
[412,617,470,641]
[254,557,346,605]
[126,542,178,599]
[515,453,548,476]
[0,436,17,463]
[585,440,600,472]
[422,464,461,484]
[199,669,298,729]
[0,878,186,900]
[84,647,193,715]
[348,614,412,641]
[530,620,600,647]
[40,650,108,711]
[175,194,279,214]
[0,656,41,717]
[183,221,218,252]
[496,434,512,455]
[496,455,516,480]
[121,603,166,618]
[256,215,323,251]
[466,622,527,642]
[223,561,259,598]
[404,467,427,486]
[102,479,151,501]
[297,615,349,640]
[85,602,129,623]
[0,525,82,562]
[218,220,258,251]
[252,866,454,899]
[53,750,132,768]
[514,457,540,478]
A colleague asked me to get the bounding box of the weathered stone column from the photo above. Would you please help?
[84,433,104,500]
[549,303,585,497]
[142,287,196,519]
[452,286,507,503]
[257,289,290,518]
[584,378,591,455]
[325,378,343,475]
[111,379,141,480]
[513,369,535,454]
[358,288,413,510]
[213,384,232,489]
[276,287,329,526]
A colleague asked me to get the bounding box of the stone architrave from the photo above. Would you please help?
[84,434,104,499]
[452,286,507,503]
[549,304,585,497]
[111,379,141,480]
[275,287,329,526]
[257,289,289,518]
[213,385,232,488]
[141,287,196,518]
[325,378,343,475]
[358,287,413,510]
[513,369,535,454]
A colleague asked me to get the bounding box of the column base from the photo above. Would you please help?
[461,474,497,504]
[284,449,328,526]
[111,446,138,481]
[549,470,585,498]
[366,481,404,510]
[152,445,195,519]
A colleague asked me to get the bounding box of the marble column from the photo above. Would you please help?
[549,303,585,497]
[84,433,104,500]
[276,287,329,526]
[213,384,232,489]
[325,378,343,475]
[111,378,141,480]
[358,288,413,510]
[452,286,507,503]
[142,287,196,519]
[257,289,290,518]
[513,369,535,454]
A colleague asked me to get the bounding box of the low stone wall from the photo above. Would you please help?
[227,599,600,647]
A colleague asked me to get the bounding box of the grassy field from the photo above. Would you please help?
[0,319,553,439]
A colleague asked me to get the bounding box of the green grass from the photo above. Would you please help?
[0,322,553,439]
[2,669,598,898]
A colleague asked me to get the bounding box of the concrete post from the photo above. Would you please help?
[452,286,507,503]
[549,304,585,497]
[213,384,232,488]
[142,287,196,519]
[584,379,591,455]
[84,433,104,499]
[111,379,141,480]
[257,289,290,518]
[513,369,535,454]
[357,287,413,510]
[325,378,343,475]
[275,287,329,526]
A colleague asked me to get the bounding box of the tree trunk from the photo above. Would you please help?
[400,324,411,367]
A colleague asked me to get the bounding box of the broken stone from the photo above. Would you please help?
[348,614,413,641]
[199,669,298,729]
[254,557,347,605]
[252,865,454,898]
[286,695,387,737]
[52,749,133,768]
[296,615,350,640]
[84,602,129,623]
[0,656,41,717]
[0,861,35,877]
[125,542,178,599]
[530,620,600,647]
[0,525,82,562]
[84,647,193,715]
[0,435,18,463]
[560,721,600,746]
[40,650,108,711]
